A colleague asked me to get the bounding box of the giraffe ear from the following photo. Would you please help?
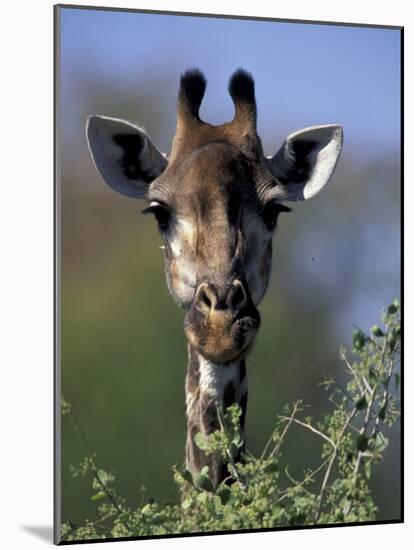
[86,115,167,198]
[267,125,343,201]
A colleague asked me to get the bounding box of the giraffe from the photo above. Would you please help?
[86,68,343,488]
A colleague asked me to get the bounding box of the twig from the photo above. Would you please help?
[341,351,372,395]
[277,459,330,503]
[313,362,360,402]
[370,357,395,440]
[280,417,336,449]
[259,427,279,462]
[267,401,301,459]
[314,406,357,522]
[284,465,313,497]
[65,403,130,531]
[343,339,390,517]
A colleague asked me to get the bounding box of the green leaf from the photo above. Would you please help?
[232,432,242,447]
[356,434,369,452]
[263,459,278,473]
[197,492,209,505]
[371,325,384,337]
[363,460,372,480]
[373,433,389,453]
[271,507,285,521]
[378,401,387,421]
[181,497,192,510]
[181,468,194,485]
[389,335,397,351]
[216,484,231,505]
[355,396,368,410]
[194,473,215,493]
[91,491,106,501]
[141,503,152,516]
[387,304,398,315]
[194,432,209,451]
[353,330,366,351]
[369,368,379,385]
[97,469,109,485]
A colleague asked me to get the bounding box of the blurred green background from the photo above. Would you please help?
[58,8,401,524]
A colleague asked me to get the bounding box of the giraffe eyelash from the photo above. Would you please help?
[142,201,172,231]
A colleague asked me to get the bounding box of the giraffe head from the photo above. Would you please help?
[86,69,343,364]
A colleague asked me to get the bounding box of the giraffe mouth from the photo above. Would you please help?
[184,308,260,363]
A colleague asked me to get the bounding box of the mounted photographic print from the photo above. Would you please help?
[54,4,403,544]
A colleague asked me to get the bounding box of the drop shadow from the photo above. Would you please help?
[21,525,53,543]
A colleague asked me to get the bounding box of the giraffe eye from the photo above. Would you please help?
[142,201,172,231]
[262,201,291,231]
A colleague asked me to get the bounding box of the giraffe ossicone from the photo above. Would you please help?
[86,68,343,486]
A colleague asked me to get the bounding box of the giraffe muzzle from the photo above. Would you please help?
[184,279,260,363]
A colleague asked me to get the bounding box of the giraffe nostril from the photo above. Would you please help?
[227,280,248,312]
[202,293,212,309]
[194,283,217,316]
[195,280,248,316]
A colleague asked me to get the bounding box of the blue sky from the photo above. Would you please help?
[59,7,401,160]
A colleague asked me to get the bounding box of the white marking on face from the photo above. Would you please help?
[167,217,196,259]
[178,217,196,236]
[163,216,197,307]
[169,231,182,258]
[165,259,195,308]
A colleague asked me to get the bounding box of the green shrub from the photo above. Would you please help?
[61,300,401,541]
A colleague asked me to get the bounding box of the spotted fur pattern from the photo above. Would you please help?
[185,345,248,486]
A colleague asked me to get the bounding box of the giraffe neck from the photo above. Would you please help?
[185,343,248,487]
